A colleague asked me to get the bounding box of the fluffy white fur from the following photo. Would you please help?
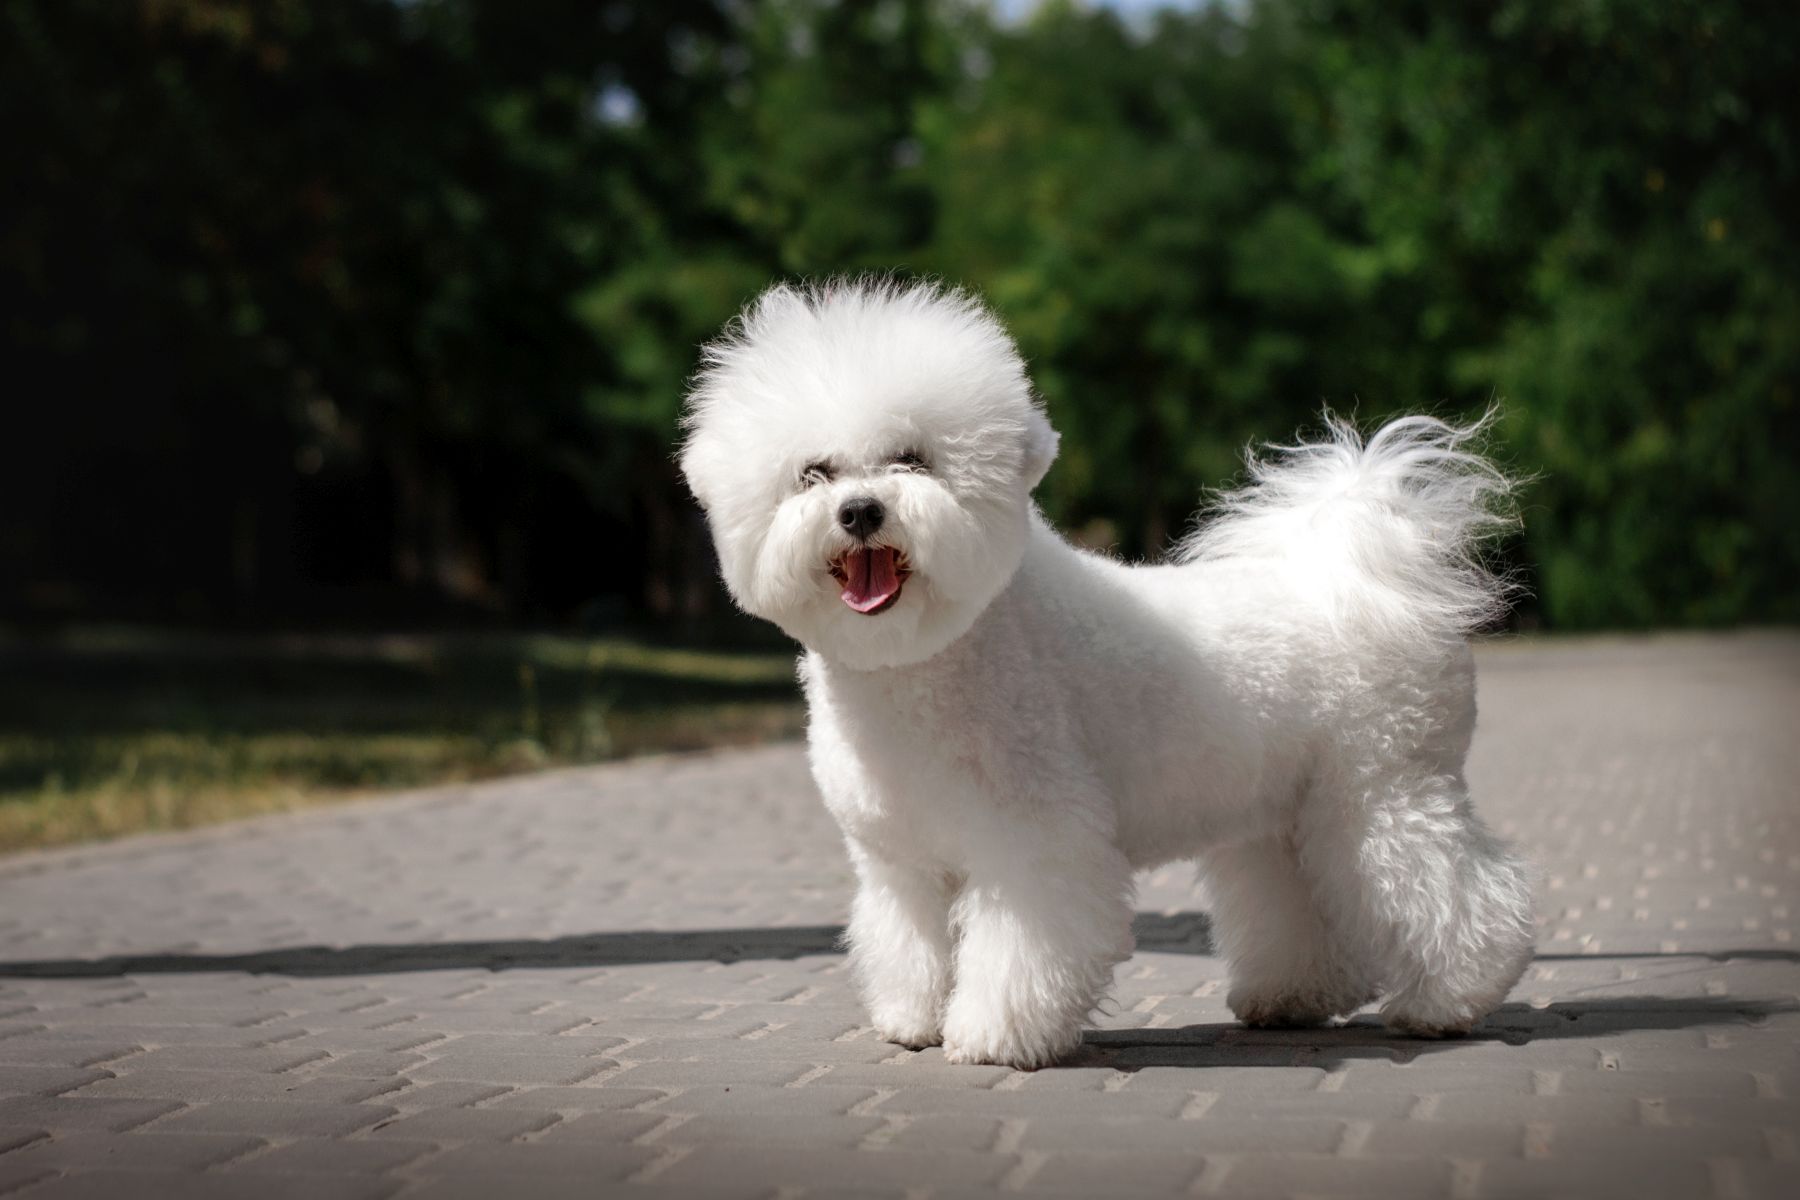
[680,279,1537,1069]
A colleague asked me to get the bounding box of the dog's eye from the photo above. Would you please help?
[800,461,835,488]
[891,450,928,473]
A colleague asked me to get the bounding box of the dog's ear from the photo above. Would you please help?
[1021,405,1059,491]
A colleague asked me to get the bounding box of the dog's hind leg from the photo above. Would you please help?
[1202,835,1378,1028]
[1300,770,1536,1036]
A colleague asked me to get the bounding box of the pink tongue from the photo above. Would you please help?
[840,546,902,613]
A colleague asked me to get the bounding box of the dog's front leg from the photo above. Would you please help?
[844,843,955,1049]
[941,832,1135,1069]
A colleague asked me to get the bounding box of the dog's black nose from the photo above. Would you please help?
[838,497,885,540]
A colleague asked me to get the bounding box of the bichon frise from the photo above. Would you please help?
[679,279,1536,1069]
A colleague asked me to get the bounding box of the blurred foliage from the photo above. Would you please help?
[2,0,1796,630]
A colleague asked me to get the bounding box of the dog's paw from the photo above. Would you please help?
[941,1015,1076,1070]
[869,1002,944,1050]
[1228,980,1372,1029]
[1380,993,1479,1038]
[873,1018,943,1050]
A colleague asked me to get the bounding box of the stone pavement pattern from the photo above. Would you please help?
[1,634,1797,1200]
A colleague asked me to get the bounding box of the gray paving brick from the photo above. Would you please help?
[872,1087,1190,1119]
[652,1145,1016,1190]
[363,1106,560,1141]
[395,1175,767,1200]
[145,1100,396,1137]
[1120,1064,1326,1093]
[646,1084,878,1116]
[1016,1151,1205,1195]
[624,1036,894,1064]
[1426,1092,1646,1125]
[115,1046,326,1074]
[0,1159,58,1199]
[1217,1153,1454,1196]
[655,1112,883,1148]
[408,1140,657,1180]
[483,1085,668,1113]
[0,1096,179,1132]
[1554,1068,1762,1097]
[1338,1064,1541,1094]
[309,1050,428,1078]
[222,1137,432,1174]
[806,1060,1015,1089]
[1362,1119,1526,1157]
[1202,1092,1416,1121]
[0,1041,140,1068]
[407,1052,614,1086]
[17,1169,400,1200]
[4,1130,263,1171]
[1544,1122,1770,1160]
[605,1061,814,1089]
[1478,1156,1714,1200]
[0,1067,108,1096]
[1019,1115,1341,1155]
[72,1070,399,1105]
[533,1109,670,1143]
[381,1081,510,1109]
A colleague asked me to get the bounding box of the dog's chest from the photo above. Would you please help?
[804,660,1013,864]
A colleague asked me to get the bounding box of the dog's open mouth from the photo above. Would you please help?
[829,546,911,615]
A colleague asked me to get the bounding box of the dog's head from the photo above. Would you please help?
[679,280,1057,669]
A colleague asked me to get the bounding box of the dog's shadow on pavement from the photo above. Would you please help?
[0,912,1214,978]
[1,909,1793,1063]
[1066,995,1800,1072]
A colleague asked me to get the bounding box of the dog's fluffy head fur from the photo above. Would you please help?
[680,280,1057,669]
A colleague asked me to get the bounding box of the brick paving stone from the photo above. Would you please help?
[222,1137,432,1174]
[408,1141,657,1181]
[1477,1156,1715,1200]
[0,1159,57,1198]
[145,1100,397,1137]
[3,1130,263,1171]
[0,634,1796,1199]
[484,1085,668,1113]
[533,1110,668,1143]
[871,1086,1191,1119]
[602,1060,814,1090]
[878,1114,1005,1152]
[651,1144,1017,1190]
[395,1176,768,1200]
[1216,1153,1456,1196]
[657,1112,884,1148]
[1018,1115,1342,1155]
[1360,1120,1527,1157]
[362,1106,560,1141]
[0,1067,108,1096]
[645,1084,877,1116]
[0,1041,140,1068]
[405,1052,615,1086]
[19,1170,401,1200]
[0,1132,44,1156]
[72,1070,401,1105]
[1016,1151,1209,1195]
[0,1096,179,1133]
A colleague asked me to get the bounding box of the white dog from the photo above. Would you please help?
[679,279,1536,1069]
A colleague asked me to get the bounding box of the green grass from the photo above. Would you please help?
[0,628,804,853]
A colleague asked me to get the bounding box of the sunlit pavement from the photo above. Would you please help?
[1,633,1796,1199]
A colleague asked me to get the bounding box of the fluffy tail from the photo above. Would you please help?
[1176,411,1520,646]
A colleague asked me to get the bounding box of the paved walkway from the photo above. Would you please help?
[1,634,1797,1199]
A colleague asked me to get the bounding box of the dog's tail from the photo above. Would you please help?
[1175,410,1521,647]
